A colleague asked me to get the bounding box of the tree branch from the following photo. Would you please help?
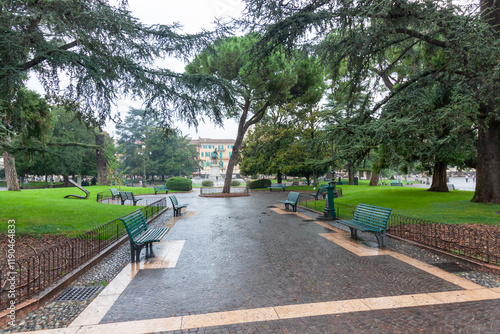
[21,40,79,71]
[394,28,447,48]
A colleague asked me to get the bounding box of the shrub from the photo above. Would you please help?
[166,177,192,191]
[202,180,214,187]
[248,179,271,189]
[230,180,240,186]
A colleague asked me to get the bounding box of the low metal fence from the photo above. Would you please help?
[298,195,500,266]
[199,187,250,195]
[0,198,167,313]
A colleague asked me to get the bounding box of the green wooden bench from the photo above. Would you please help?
[169,195,188,217]
[110,188,120,200]
[309,186,343,200]
[267,183,286,191]
[154,185,169,195]
[123,181,134,187]
[291,181,299,186]
[120,191,142,206]
[277,191,301,212]
[390,182,403,186]
[309,186,328,200]
[337,203,392,248]
[119,211,170,262]
[406,180,413,185]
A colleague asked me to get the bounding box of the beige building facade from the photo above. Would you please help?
[189,137,240,177]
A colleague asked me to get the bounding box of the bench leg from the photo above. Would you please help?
[148,243,155,258]
[348,227,358,239]
[292,204,297,212]
[374,233,384,249]
[374,231,387,248]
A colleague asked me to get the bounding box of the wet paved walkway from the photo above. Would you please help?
[20,191,500,333]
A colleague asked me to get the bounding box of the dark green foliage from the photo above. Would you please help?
[116,108,199,178]
[230,180,241,186]
[201,180,214,187]
[242,0,500,203]
[166,177,192,191]
[0,0,235,139]
[248,179,271,189]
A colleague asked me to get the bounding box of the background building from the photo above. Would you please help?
[190,137,240,178]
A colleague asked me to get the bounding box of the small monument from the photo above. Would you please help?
[209,148,222,184]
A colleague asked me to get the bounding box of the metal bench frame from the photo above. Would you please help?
[110,187,120,200]
[154,185,169,195]
[169,195,188,217]
[337,203,392,248]
[267,184,286,191]
[120,211,170,262]
[277,191,301,212]
[120,191,142,206]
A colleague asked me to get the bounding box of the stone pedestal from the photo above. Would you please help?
[210,165,222,185]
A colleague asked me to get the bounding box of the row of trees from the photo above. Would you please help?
[115,108,199,180]
[1,1,498,204]
[231,0,498,203]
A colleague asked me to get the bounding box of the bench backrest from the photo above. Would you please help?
[287,191,300,203]
[120,191,135,200]
[169,195,179,206]
[110,188,120,196]
[155,185,167,190]
[120,211,148,240]
[353,203,392,230]
[271,183,284,187]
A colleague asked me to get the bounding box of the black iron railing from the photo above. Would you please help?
[299,195,500,266]
[0,198,167,312]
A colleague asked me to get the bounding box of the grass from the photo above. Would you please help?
[0,186,158,237]
[2,181,498,237]
[300,184,500,225]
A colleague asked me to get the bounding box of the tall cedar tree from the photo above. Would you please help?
[0,0,235,190]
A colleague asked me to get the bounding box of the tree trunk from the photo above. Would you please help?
[348,164,354,185]
[96,132,109,186]
[472,113,500,203]
[312,169,317,187]
[428,161,449,192]
[2,151,19,191]
[63,175,71,187]
[223,115,247,193]
[277,170,282,184]
[472,0,500,204]
[369,173,380,186]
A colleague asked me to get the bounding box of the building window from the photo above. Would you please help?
[219,152,223,159]
[228,145,233,149]
[229,152,232,158]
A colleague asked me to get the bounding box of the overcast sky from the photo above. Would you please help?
[112,0,245,140]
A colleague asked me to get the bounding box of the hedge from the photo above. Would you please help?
[166,177,192,191]
[202,180,214,187]
[248,179,271,189]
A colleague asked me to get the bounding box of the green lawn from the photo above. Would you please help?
[302,184,500,225]
[0,186,158,237]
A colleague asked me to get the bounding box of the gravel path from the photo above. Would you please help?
[1,207,499,333]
